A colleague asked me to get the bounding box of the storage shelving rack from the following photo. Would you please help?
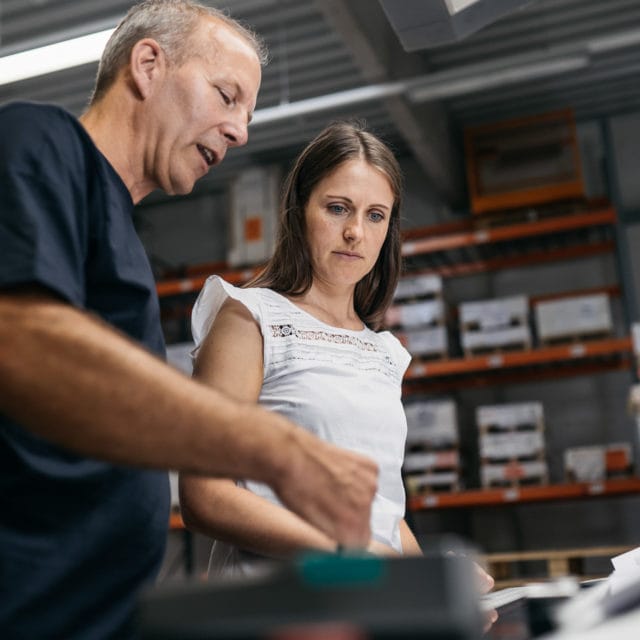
[397,201,639,508]
[157,201,640,580]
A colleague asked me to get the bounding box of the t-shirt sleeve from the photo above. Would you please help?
[191,276,263,357]
[380,331,412,380]
[0,104,90,304]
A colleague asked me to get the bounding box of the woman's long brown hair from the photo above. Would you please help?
[248,121,403,331]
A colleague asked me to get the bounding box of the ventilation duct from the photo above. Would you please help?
[377,0,534,51]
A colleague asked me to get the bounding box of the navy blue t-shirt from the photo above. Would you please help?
[0,102,170,639]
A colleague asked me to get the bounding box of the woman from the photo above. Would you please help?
[181,121,430,573]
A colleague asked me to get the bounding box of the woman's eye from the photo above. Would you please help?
[328,204,346,215]
[369,211,385,222]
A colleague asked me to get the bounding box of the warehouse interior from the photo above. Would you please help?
[3,0,640,631]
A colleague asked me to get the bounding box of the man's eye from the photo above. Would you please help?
[217,88,231,105]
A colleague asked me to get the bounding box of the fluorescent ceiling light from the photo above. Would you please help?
[408,55,590,103]
[251,82,405,126]
[0,28,114,86]
[587,27,640,54]
[251,54,590,126]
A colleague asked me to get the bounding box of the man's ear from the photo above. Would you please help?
[129,38,166,99]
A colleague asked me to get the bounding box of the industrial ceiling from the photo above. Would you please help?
[2,0,640,208]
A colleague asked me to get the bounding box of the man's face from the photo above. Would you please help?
[147,17,261,195]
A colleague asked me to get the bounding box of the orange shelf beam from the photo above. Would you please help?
[156,266,261,298]
[408,241,615,279]
[401,207,616,256]
[404,336,633,380]
[529,284,620,305]
[408,477,640,511]
[157,275,208,298]
[156,208,616,296]
[403,357,633,394]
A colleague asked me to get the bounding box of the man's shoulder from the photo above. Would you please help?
[0,101,94,171]
[0,101,84,148]
[0,100,75,127]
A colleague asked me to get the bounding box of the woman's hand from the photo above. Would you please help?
[475,561,495,594]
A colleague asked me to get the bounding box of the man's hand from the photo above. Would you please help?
[272,426,377,549]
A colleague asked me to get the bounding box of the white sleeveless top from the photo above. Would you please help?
[191,276,411,573]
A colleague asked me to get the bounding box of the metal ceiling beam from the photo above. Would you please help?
[313,0,464,211]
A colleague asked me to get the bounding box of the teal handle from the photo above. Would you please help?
[297,552,385,588]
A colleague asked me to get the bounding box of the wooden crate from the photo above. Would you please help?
[404,470,461,497]
[481,545,635,589]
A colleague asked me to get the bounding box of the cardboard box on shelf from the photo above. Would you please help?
[480,460,549,487]
[404,400,458,448]
[396,325,449,359]
[386,298,446,329]
[404,450,459,473]
[459,295,529,332]
[534,293,613,343]
[394,274,443,301]
[461,324,531,353]
[564,443,633,482]
[479,431,546,461]
[476,402,545,432]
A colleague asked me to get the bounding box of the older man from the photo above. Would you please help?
[0,1,377,637]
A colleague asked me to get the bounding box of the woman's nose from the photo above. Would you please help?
[344,216,363,241]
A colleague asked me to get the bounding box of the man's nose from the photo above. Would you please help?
[222,116,249,149]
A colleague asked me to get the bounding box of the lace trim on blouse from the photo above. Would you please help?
[270,323,377,350]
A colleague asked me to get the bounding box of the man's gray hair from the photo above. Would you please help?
[88,0,268,104]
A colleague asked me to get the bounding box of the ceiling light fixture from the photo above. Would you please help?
[407,55,590,103]
[250,82,405,126]
[0,28,114,86]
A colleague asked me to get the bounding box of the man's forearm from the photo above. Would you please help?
[0,290,378,547]
[0,291,291,484]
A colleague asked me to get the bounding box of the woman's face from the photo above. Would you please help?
[304,158,394,290]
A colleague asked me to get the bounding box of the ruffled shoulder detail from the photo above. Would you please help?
[378,330,412,377]
[191,276,262,355]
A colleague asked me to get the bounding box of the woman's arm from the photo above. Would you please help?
[399,518,423,555]
[179,296,338,557]
[364,519,421,557]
